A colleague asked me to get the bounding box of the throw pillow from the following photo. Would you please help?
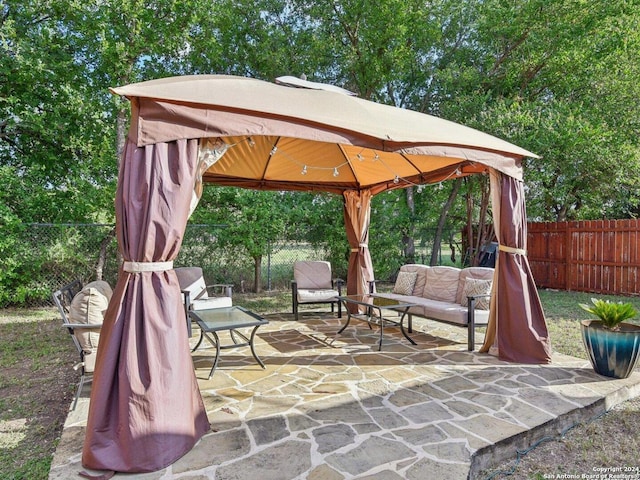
[69,281,112,372]
[393,271,418,296]
[460,278,492,310]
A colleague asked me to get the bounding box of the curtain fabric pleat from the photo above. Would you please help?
[481,172,552,363]
[82,138,210,473]
[343,190,375,306]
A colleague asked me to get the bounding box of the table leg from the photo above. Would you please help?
[249,326,266,369]
[376,306,384,351]
[191,329,205,352]
[398,308,417,345]
[337,301,352,334]
[203,331,221,380]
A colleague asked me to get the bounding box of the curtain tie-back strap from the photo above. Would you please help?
[123,261,174,273]
[498,245,527,255]
[350,243,369,252]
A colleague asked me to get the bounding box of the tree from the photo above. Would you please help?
[193,188,291,292]
[436,0,640,221]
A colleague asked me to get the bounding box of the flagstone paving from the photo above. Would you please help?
[50,312,640,480]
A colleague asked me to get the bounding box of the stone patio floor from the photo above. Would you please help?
[49,311,640,480]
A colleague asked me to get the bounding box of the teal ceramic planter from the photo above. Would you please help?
[580,320,640,379]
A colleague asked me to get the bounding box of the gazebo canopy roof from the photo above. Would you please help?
[111,75,537,195]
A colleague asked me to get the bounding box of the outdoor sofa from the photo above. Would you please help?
[371,264,494,351]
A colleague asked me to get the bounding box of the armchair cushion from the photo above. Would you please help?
[297,288,340,303]
[294,261,333,289]
[68,280,112,372]
[191,296,233,311]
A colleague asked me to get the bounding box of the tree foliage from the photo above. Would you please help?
[2,0,639,300]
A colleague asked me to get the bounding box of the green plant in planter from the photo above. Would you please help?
[579,298,640,379]
[579,298,638,330]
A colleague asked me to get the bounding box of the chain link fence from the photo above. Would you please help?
[10,223,458,307]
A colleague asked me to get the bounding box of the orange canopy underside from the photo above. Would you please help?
[202,135,487,194]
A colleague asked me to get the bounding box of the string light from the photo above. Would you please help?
[213,138,475,189]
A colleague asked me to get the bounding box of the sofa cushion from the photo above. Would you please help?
[423,266,460,303]
[398,264,429,296]
[69,280,112,373]
[456,267,494,304]
[393,271,417,295]
[460,278,492,310]
[375,293,490,326]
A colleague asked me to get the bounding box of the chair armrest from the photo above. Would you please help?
[466,293,491,301]
[368,279,394,294]
[467,293,491,312]
[181,289,192,305]
[63,323,103,330]
[208,284,233,297]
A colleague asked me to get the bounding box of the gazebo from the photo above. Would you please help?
[81,75,551,474]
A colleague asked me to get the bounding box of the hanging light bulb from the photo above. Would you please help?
[301,165,307,175]
[270,146,278,156]
[333,167,339,177]
[373,153,380,161]
[247,137,255,147]
[356,153,364,161]
[417,185,424,193]
[455,167,461,176]
[393,175,400,184]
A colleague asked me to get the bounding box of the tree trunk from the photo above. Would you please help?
[95,227,116,281]
[254,255,262,293]
[402,187,416,261]
[465,180,475,266]
[430,178,462,266]
[116,105,127,168]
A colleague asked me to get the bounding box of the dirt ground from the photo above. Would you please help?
[483,396,640,479]
[0,317,77,478]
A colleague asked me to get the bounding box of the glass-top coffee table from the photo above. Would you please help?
[336,295,417,351]
[188,306,269,379]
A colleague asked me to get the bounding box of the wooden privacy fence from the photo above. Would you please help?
[528,220,640,296]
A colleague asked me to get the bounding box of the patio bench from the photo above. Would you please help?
[370,264,494,351]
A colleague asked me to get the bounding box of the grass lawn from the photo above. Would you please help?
[1,288,639,479]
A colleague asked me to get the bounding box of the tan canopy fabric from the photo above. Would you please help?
[85,74,551,474]
[343,190,375,311]
[112,75,536,193]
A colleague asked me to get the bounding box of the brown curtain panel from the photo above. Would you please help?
[484,173,552,364]
[343,190,375,304]
[82,138,210,473]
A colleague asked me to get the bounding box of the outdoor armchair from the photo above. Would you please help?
[53,279,112,410]
[175,266,233,337]
[291,260,343,320]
